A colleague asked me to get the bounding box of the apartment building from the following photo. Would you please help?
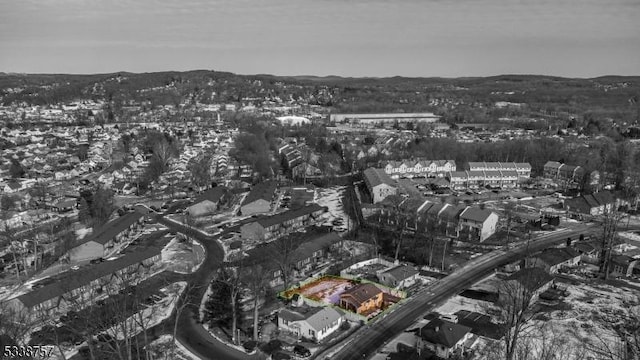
[240,204,327,242]
[6,246,162,319]
[382,159,456,178]
[363,168,398,204]
[68,211,146,262]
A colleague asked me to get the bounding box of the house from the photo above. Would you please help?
[363,168,398,204]
[378,264,420,289]
[574,241,601,262]
[6,246,162,319]
[290,233,340,276]
[240,204,327,242]
[609,255,639,277]
[68,211,145,262]
[501,268,554,303]
[240,181,277,216]
[277,306,344,342]
[417,319,474,359]
[543,161,585,183]
[525,247,581,274]
[51,198,77,213]
[564,190,618,216]
[339,283,384,315]
[186,186,228,217]
[458,207,499,242]
[543,161,563,179]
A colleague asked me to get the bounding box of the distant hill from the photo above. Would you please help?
[0,70,638,126]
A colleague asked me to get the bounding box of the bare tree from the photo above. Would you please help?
[217,264,243,344]
[0,302,34,348]
[491,271,545,360]
[269,236,298,290]
[170,282,201,359]
[0,225,26,281]
[503,201,517,249]
[599,208,625,280]
[242,264,268,341]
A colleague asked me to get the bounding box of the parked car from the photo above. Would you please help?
[293,345,311,358]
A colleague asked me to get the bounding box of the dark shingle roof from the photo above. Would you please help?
[381,264,419,281]
[340,283,383,305]
[255,204,326,228]
[419,319,472,348]
[242,181,277,206]
[15,246,161,308]
[194,186,228,204]
[459,207,495,223]
[533,248,580,266]
[363,168,395,188]
[507,268,554,292]
[291,233,340,263]
[80,211,143,246]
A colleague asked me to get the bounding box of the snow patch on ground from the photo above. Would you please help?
[315,186,354,231]
[161,236,206,274]
[473,280,640,360]
[103,281,187,341]
[75,227,92,240]
[147,334,202,360]
[435,295,493,316]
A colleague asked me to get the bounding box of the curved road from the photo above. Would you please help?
[159,212,599,360]
[317,224,598,360]
[156,216,266,360]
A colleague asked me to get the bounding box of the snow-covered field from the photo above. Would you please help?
[161,236,206,274]
[147,334,202,360]
[472,280,640,360]
[315,186,354,231]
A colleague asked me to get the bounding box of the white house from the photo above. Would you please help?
[458,207,499,242]
[277,306,344,342]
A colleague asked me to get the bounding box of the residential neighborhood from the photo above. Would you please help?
[1,69,639,360]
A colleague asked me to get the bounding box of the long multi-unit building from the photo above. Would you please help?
[240,204,328,242]
[68,211,146,262]
[382,160,456,178]
[466,162,532,179]
[6,245,163,319]
[543,161,585,183]
[448,170,519,190]
[363,168,398,203]
[330,113,441,128]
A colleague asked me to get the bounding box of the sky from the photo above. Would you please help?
[0,0,639,77]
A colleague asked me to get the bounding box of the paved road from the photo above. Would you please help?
[319,224,598,360]
[157,217,266,360]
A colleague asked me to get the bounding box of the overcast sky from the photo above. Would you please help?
[1,0,639,77]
